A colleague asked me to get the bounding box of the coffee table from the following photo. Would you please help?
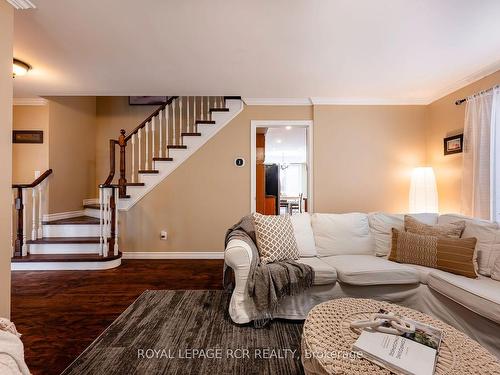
[301,298,500,374]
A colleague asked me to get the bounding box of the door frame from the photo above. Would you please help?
[250,120,314,213]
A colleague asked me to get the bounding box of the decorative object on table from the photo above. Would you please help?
[128,96,168,105]
[443,134,463,155]
[301,298,500,375]
[12,130,43,144]
[409,167,438,213]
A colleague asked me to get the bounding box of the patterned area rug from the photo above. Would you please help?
[62,290,305,375]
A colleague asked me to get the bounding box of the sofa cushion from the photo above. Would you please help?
[296,257,337,285]
[405,264,439,284]
[428,271,500,324]
[405,215,465,238]
[290,213,316,257]
[312,213,374,257]
[439,214,500,276]
[368,212,439,257]
[491,253,500,281]
[320,255,420,285]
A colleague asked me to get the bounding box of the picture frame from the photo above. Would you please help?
[12,130,44,144]
[128,96,168,105]
[443,134,463,155]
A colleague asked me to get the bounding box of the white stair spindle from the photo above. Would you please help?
[173,99,177,146]
[152,116,156,160]
[137,129,142,174]
[31,188,37,241]
[207,96,210,120]
[145,121,149,170]
[201,96,205,120]
[194,96,197,131]
[37,182,43,239]
[114,187,119,255]
[179,97,183,136]
[187,96,190,133]
[159,109,163,158]
[103,189,110,257]
[99,187,104,255]
[165,105,170,155]
[21,189,27,256]
[131,133,136,183]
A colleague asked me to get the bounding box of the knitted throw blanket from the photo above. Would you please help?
[224,215,314,327]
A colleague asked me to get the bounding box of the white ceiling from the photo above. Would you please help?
[264,127,307,164]
[12,0,500,102]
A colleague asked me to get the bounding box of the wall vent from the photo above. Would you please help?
[7,0,36,9]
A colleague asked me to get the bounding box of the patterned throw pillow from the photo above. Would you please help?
[404,215,465,238]
[253,213,299,264]
[389,228,477,278]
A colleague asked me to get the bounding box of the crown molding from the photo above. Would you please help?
[242,97,312,106]
[6,0,36,9]
[13,98,48,106]
[427,59,500,104]
[310,97,428,105]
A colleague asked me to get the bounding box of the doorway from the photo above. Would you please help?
[250,120,313,215]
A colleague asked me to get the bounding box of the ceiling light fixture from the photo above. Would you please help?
[286,126,292,130]
[13,59,31,77]
[6,0,36,9]
[276,139,282,144]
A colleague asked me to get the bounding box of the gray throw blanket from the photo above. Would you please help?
[223,215,314,327]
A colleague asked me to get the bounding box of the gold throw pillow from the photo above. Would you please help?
[389,228,477,278]
[253,213,299,264]
[404,215,465,238]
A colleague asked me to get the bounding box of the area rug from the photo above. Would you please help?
[62,290,305,374]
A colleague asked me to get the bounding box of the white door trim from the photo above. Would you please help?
[250,120,314,213]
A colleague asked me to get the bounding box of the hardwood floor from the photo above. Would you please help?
[11,259,224,375]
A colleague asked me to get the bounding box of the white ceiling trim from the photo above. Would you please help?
[310,97,428,106]
[13,97,48,106]
[427,59,500,104]
[243,98,312,106]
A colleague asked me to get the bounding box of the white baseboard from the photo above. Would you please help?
[121,251,224,259]
[11,258,121,271]
[83,198,99,206]
[42,210,85,222]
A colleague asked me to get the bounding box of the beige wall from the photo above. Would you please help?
[314,105,427,213]
[426,70,500,214]
[0,0,13,318]
[12,105,49,183]
[47,97,97,213]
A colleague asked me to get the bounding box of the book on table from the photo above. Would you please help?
[352,318,442,375]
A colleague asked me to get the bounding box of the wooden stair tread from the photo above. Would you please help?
[224,96,242,100]
[181,132,201,136]
[11,252,122,263]
[27,237,102,244]
[84,204,100,210]
[124,182,145,186]
[167,145,187,149]
[152,157,173,161]
[196,120,215,124]
[138,170,159,174]
[209,108,229,112]
[43,216,99,225]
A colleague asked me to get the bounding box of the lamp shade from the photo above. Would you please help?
[409,167,438,213]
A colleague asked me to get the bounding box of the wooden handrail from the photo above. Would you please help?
[103,140,118,187]
[12,169,53,189]
[124,96,178,142]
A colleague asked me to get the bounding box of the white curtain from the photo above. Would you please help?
[462,87,500,220]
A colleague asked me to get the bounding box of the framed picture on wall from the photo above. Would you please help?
[12,130,43,144]
[129,96,168,105]
[443,134,463,155]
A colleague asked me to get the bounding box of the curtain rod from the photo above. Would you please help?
[455,84,499,105]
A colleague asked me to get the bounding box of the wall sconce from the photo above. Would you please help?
[13,58,31,78]
[409,167,438,213]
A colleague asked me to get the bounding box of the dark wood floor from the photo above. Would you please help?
[11,259,224,375]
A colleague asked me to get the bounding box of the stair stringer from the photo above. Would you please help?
[117,99,244,211]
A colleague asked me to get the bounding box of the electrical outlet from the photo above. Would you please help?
[160,230,168,240]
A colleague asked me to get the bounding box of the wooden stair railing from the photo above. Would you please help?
[103,96,230,198]
[12,169,53,257]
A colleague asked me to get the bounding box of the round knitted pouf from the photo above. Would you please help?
[301,298,500,375]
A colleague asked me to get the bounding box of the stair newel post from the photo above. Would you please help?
[103,188,110,257]
[22,188,28,256]
[114,186,119,255]
[118,129,127,198]
[145,121,149,170]
[99,187,103,256]
[14,187,24,257]
[109,187,116,255]
[159,109,163,158]
[31,187,37,241]
[131,133,136,183]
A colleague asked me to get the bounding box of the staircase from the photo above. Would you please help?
[11,96,243,270]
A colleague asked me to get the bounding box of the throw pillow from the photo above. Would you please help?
[404,215,465,238]
[253,213,299,264]
[290,213,317,257]
[491,255,500,281]
[389,228,478,278]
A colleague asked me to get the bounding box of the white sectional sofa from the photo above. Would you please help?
[224,212,500,358]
